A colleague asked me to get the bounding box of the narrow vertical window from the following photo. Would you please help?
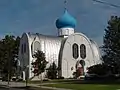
[31,44,33,56]
[21,44,23,54]
[24,43,26,53]
[80,44,86,59]
[72,43,79,59]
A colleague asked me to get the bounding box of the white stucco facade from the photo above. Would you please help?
[18,9,102,80]
[58,33,102,78]
[18,32,102,79]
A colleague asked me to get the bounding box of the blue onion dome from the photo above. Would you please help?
[56,10,77,29]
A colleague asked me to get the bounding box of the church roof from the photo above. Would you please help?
[28,33,63,43]
[56,10,77,29]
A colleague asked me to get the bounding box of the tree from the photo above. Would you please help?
[13,36,20,60]
[13,36,20,72]
[87,64,109,75]
[32,50,48,76]
[0,35,20,80]
[47,62,58,79]
[102,16,120,74]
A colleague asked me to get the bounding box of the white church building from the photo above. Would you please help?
[18,9,102,80]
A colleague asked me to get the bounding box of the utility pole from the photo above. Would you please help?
[26,68,28,87]
[25,65,29,87]
[8,49,11,88]
[26,73,28,87]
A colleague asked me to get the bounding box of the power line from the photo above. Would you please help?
[93,0,120,8]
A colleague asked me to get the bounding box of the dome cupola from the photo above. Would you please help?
[56,10,77,29]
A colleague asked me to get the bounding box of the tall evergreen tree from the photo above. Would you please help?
[0,35,20,79]
[103,16,120,74]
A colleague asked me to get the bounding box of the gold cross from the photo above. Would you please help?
[64,0,67,9]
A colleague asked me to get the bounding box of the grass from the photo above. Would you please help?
[31,87,52,90]
[12,86,52,90]
[43,83,120,90]
[28,79,120,90]
[28,79,66,84]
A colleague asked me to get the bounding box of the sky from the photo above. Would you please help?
[0,0,120,46]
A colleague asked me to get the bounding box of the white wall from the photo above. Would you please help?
[19,32,102,79]
[19,33,42,79]
[61,33,100,78]
[18,33,30,78]
[58,27,74,36]
[90,40,102,64]
[19,33,62,79]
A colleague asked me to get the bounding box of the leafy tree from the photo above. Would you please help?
[87,64,109,75]
[102,16,120,74]
[13,36,20,59]
[13,36,20,70]
[32,50,48,76]
[0,35,20,79]
[47,62,58,79]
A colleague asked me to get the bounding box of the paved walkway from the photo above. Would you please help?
[0,81,72,90]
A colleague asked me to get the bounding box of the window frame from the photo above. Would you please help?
[34,41,41,53]
[72,43,79,59]
[80,44,86,59]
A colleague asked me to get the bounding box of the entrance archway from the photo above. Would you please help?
[76,60,85,77]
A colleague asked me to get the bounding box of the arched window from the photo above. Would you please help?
[80,44,86,59]
[72,43,79,59]
[34,41,41,53]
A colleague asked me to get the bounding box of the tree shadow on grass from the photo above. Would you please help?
[56,79,120,85]
[12,86,35,90]
[0,85,9,90]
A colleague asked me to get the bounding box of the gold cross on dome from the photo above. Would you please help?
[64,0,67,10]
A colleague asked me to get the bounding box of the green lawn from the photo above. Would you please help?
[43,83,120,90]
[33,87,52,90]
[28,79,67,84]
[24,86,52,90]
